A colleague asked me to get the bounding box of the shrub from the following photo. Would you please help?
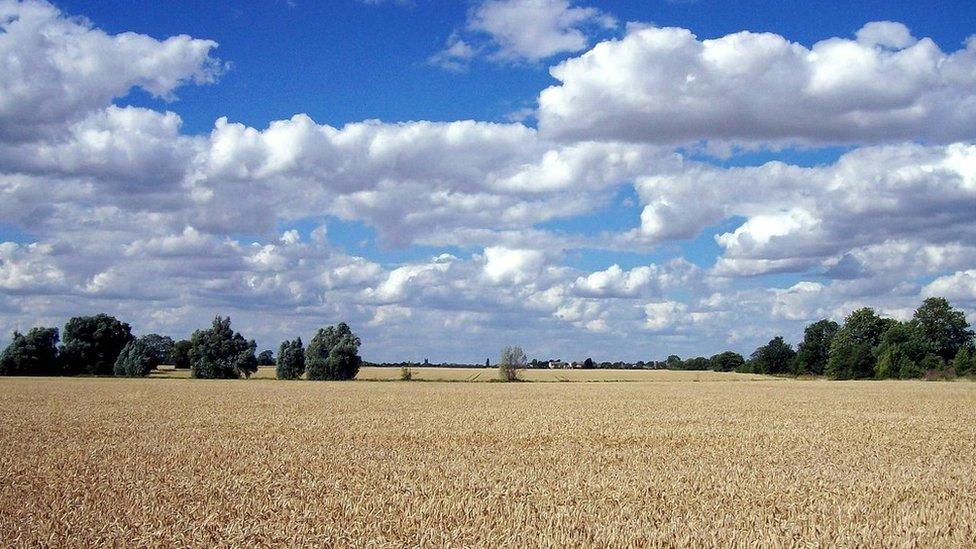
[400,365,413,381]
[276,338,305,380]
[952,346,973,376]
[113,339,156,377]
[0,327,61,376]
[189,316,258,379]
[306,323,362,380]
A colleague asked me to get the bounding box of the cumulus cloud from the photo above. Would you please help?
[0,0,221,140]
[630,143,976,277]
[1,1,974,361]
[538,22,976,145]
[431,0,616,68]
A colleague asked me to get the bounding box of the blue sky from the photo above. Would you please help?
[1,0,975,361]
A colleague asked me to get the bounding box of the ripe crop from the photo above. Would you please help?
[1,377,974,546]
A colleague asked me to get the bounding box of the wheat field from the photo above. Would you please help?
[152,366,768,383]
[1,377,974,547]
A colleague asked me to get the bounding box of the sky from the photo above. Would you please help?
[1,0,975,362]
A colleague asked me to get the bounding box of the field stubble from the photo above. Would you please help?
[1,377,974,547]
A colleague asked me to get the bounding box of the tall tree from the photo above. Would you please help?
[113,338,156,377]
[189,316,258,379]
[749,336,796,375]
[793,319,839,375]
[306,323,362,380]
[60,314,133,376]
[911,297,973,362]
[826,308,888,379]
[0,327,60,376]
[276,338,305,380]
[874,321,929,379]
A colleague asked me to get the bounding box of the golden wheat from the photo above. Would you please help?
[1,377,974,547]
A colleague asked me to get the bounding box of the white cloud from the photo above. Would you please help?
[431,0,616,68]
[0,0,221,140]
[923,270,976,305]
[538,22,976,145]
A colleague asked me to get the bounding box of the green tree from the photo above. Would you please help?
[60,314,133,376]
[793,319,839,375]
[172,339,192,369]
[113,338,156,377]
[749,336,796,375]
[0,327,60,376]
[874,321,929,379]
[583,357,595,369]
[306,323,362,380]
[951,346,973,376]
[140,333,175,366]
[498,345,526,382]
[276,338,305,380]
[911,297,973,362]
[826,308,888,379]
[189,316,257,379]
[709,351,745,372]
[684,356,711,371]
[665,355,683,370]
[257,349,275,366]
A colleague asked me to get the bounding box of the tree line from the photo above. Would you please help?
[1,296,972,381]
[664,297,974,379]
[0,315,362,381]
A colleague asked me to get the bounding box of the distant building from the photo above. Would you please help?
[548,360,569,369]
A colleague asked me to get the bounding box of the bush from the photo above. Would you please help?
[498,346,526,382]
[113,339,156,377]
[400,365,413,381]
[276,338,305,380]
[189,316,258,379]
[60,314,133,376]
[306,323,362,380]
[0,327,60,376]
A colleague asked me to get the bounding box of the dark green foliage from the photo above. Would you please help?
[60,314,133,376]
[952,346,973,376]
[113,338,156,377]
[189,316,257,379]
[709,351,745,372]
[257,349,275,366]
[911,297,973,362]
[793,319,839,375]
[276,338,305,380]
[683,356,711,370]
[172,340,192,369]
[583,357,594,369]
[874,321,930,379]
[665,355,683,369]
[825,308,887,379]
[749,336,796,375]
[0,327,60,376]
[306,322,362,380]
[140,333,175,366]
